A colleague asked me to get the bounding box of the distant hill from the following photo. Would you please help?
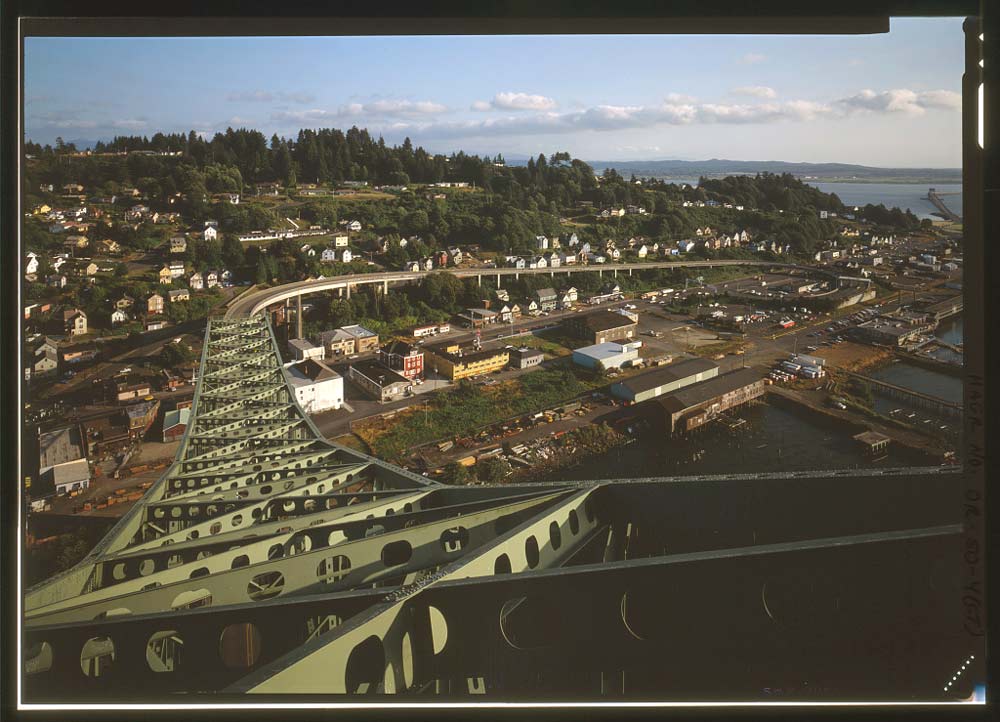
[584,158,962,184]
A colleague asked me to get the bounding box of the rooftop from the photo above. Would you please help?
[616,357,719,396]
[38,426,85,470]
[45,458,91,487]
[163,407,192,429]
[653,368,764,412]
[288,358,341,385]
[574,341,641,361]
[350,359,411,387]
[382,340,420,356]
[855,430,892,446]
[573,310,637,333]
[341,324,378,339]
[425,341,509,365]
[510,346,544,360]
[288,338,320,353]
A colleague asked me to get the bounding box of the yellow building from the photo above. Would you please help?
[424,342,509,381]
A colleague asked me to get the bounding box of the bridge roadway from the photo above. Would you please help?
[225,259,838,319]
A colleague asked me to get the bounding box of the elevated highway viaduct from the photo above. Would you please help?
[225,259,842,322]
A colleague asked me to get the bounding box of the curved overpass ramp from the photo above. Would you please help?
[225,260,837,319]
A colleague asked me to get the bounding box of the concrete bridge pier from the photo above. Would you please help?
[599,268,603,278]
[550,270,555,278]
[477,274,481,287]
[515,272,520,281]
[296,294,303,339]
[628,268,632,276]
[497,273,501,287]
[346,284,351,300]
[614,268,618,278]
[384,279,389,295]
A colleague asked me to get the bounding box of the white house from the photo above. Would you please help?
[568,233,579,246]
[346,220,362,232]
[636,245,648,259]
[287,359,344,413]
[321,248,338,262]
[203,225,218,241]
[25,252,39,276]
[535,235,549,250]
[339,248,354,263]
[189,272,204,290]
[219,270,233,287]
[110,309,129,326]
[205,270,219,288]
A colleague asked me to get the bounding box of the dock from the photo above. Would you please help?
[925,188,962,223]
[837,369,962,418]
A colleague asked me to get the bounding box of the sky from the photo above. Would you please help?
[24,18,965,167]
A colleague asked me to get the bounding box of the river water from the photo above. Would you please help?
[666,179,961,220]
[807,182,962,221]
[542,401,933,482]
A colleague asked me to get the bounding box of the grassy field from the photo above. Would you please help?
[331,433,372,454]
[353,365,593,463]
[504,331,573,357]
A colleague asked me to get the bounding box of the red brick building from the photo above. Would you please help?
[378,340,424,380]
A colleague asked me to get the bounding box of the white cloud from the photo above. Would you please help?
[731,85,777,99]
[916,89,962,111]
[365,99,447,115]
[835,88,961,115]
[271,99,447,125]
[665,92,697,103]
[112,118,148,130]
[738,53,766,65]
[472,92,557,111]
[227,90,316,104]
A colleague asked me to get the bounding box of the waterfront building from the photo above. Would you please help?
[611,357,719,404]
[642,367,766,434]
[854,430,891,455]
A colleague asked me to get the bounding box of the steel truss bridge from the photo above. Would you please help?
[23,314,969,703]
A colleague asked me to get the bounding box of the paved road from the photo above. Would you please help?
[225,260,835,318]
